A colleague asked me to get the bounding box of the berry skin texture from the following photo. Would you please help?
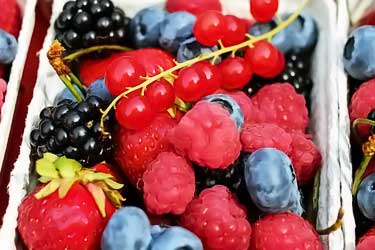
[219,57,253,90]
[143,152,195,215]
[130,7,167,48]
[357,173,375,221]
[357,226,375,250]
[250,0,278,23]
[0,0,21,37]
[0,29,18,64]
[344,25,375,80]
[180,185,251,250]
[193,11,225,46]
[177,37,220,63]
[115,114,177,187]
[349,78,375,137]
[222,15,247,46]
[249,83,309,133]
[150,226,203,250]
[158,11,196,54]
[101,206,152,250]
[87,78,115,103]
[216,89,254,122]
[0,78,6,114]
[166,0,222,16]
[115,96,157,130]
[145,79,175,112]
[168,101,241,169]
[18,184,117,250]
[244,148,303,215]
[250,213,323,250]
[241,123,292,154]
[289,132,321,185]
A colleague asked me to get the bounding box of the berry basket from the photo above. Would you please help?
[0,0,38,172]
[0,0,353,249]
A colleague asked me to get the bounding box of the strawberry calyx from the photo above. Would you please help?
[35,153,125,217]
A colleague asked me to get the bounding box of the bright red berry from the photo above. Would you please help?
[196,61,222,94]
[219,57,253,90]
[145,79,175,112]
[193,11,225,46]
[245,41,283,78]
[250,0,279,22]
[0,0,21,37]
[222,15,247,46]
[166,0,222,16]
[115,96,156,130]
[105,57,145,96]
[357,226,375,250]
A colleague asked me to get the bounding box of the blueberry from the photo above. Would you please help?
[150,226,203,250]
[159,12,196,54]
[177,37,220,63]
[357,173,375,221]
[54,85,85,105]
[343,25,375,80]
[130,7,167,48]
[0,29,18,64]
[243,148,303,215]
[101,206,152,250]
[203,94,244,130]
[87,78,114,103]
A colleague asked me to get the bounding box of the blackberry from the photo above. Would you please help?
[54,0,131,50]
[29,96,114,166]
[244,52,313,102]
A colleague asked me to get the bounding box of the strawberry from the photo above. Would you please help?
[17,153,125,250]
[80,49,175,87]
[357,226,375,250]
[115,113,177,188]
[0,0,21,37]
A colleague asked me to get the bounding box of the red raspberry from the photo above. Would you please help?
[0,0,21,37]
[349,78,375,137]
[115,114,177,188]
[180,185,251,250]
[166,0,222,16]
[357,226,375,250]
[216,89,255,122]
[241,123,292,154]
[168,101,241,169]
[289,133,322,185]
[143,152,195,215]
[0,65,6,79]
[249,83,309,133]
[251,213,323,250]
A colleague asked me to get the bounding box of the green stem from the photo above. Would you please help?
[63,45,132,62]
[60,75,83,102]
[317,208,344,235]
[352,118,375,142]
[352,155,373,195]
[69,73,86,94]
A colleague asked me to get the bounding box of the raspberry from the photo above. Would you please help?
[0,65,6,79]
[180,185,251,250]
[0,0,21,37]
[216,89,254,122]
[349,78,375,137]
[357,226,375,250]
[289,133,321,185]
[168,101,241,169]
[115,114,176,187]
[249,83,309,133]
[251,213,323,250]
[143,152,195,215]
[241,123,293,154]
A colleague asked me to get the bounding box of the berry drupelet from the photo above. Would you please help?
[54,0,131,50]
[29,96,114,166]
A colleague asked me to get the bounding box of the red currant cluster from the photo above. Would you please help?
[102,0,287,132]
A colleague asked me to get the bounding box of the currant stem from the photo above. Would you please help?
[69,73,86,94]
[352,155,373,195]
[59,75,83,102]
[63,45,132,62]
[317,208,344,235]
[352,118,375,142]
[99,0,310,133]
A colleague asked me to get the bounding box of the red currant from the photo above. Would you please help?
[145,79,175,112]
[261,49,285,78]
[250,0,278,22]
[193,11,225,46]
[245,41,282,77]
[196,61,222,94]
[105,57,145,96]
[219,57,253,90]
[222,15,247,46]
[115,96,156,130]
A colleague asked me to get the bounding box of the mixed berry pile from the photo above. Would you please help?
[345,10,375,248]
[17,0,329,250]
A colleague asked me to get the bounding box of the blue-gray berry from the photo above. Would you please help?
[0,29,17,64]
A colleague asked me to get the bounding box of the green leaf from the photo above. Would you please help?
[86,183,106,217]
[58,178,77,198]
[84,172,113,182]
[104,178,124,190]
[54,157,82,178]
[36,158,59,179]
[35,179,60,199]
[38,176,53,183]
